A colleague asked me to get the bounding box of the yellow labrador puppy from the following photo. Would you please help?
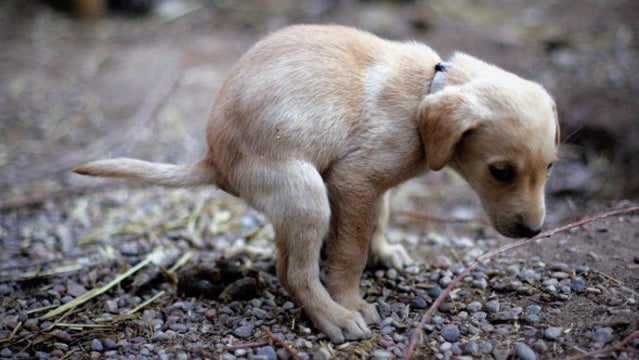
[74,25,559,343]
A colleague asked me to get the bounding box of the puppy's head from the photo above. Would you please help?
[418,55,559,238]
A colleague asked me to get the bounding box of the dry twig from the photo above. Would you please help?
[567,330,639,360]
[404,206,639,360]
[261,325,304,360]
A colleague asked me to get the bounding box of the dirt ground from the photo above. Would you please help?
[1,1,638,359]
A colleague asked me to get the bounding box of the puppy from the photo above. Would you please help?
[74,24,559,343]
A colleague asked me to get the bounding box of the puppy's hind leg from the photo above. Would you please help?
[368,192,414,270]
[238,160,371,343]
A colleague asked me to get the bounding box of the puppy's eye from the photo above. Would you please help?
[489,165,515,183]
[546,162,554,177]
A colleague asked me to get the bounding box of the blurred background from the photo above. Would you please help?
[1,0,638,212]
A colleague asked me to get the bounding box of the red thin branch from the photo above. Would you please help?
[567,330,639,360]
[404,206,639,360]
[261,325,304,360]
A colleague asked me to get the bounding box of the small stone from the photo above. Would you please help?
[485,300,500,313]
[526,305,541,315]
[464,341,479,355]
[90,339,103,352]
[0,348,13,358]
[549,262,571,272]
[472,278,488,290]
[234,349,247,357]
[312,348,330,360]
[221,353,237,360]
[276,348,290,360]
[490,310,519,323]
[373,349,393,360]
[427,286,442,298]
[592,327,614,345]
[233,324,254,339]
[409,297,428,309]
[441,325,460,342]
[570,277,587,292]
[532,339,548,353]
[467,301,482,312]
[519,269,540,284]
[524,314,539,324]
[256,346,277,360]
[550,271,570,279]
[544,327,562,340]
[386,268,398,280]
[514,342,537,360]
[381,326,394,335]
[433,254,452,269]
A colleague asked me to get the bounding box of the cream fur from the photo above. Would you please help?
[74,25,559,343]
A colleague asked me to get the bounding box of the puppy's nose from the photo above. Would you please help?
[515,222,542,238]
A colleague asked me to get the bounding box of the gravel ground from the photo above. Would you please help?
[1,186,637,359]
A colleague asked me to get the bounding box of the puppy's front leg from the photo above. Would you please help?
[369,192,414,270]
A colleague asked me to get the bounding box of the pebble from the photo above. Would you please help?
[592,327,613,344]
[532,339,548,354]
[276,348,291,360]
[514,342,537,360]
[544,327,562,340]
[570,277,587,292]
[90,339,103,352]
[467,301,482,312]
[427,286,443,298]
[313,348,331,360]
[233,324,254,339]
[256,346,277,360]
[433,254,452,269]
[373,349,393,360]
[485,300,500,313]
[441,325,460,342]
[472,278,488,289]
[409,297,428,309]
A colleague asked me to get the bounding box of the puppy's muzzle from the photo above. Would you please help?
[514,222,542,238]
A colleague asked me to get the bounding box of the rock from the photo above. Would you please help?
[90,339,103,352]
[441,325,460,342]
[427,286,443,298]
[433,254,452,269]
[409,297,428,309]
[472,278,488,290]
[313,348,331,360]
[485,300,500,313]
[276,348,290,360]
[464,341,479,355]
[592,327,614,344]
[256,346,277,360]
[532,339,548,354]
[515,342,537,360]
[467,301,482,312]
[570,277,587,292]
[544,327,562,340]
[233,324,254,339]
[373,349,393,360]
[526,305,541,315]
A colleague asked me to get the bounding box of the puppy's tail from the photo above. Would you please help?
[73,158,217,187]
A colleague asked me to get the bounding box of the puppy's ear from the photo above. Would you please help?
[417,88,483,171]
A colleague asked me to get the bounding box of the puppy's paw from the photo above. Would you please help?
[314,306,371,343]
[370,242,414,270]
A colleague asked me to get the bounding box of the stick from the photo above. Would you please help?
[404,206,639,359]
[40,250,163,320]
[567,330,639,360]
[260,325,304,360]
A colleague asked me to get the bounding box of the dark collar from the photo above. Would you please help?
[429,62,452,94]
